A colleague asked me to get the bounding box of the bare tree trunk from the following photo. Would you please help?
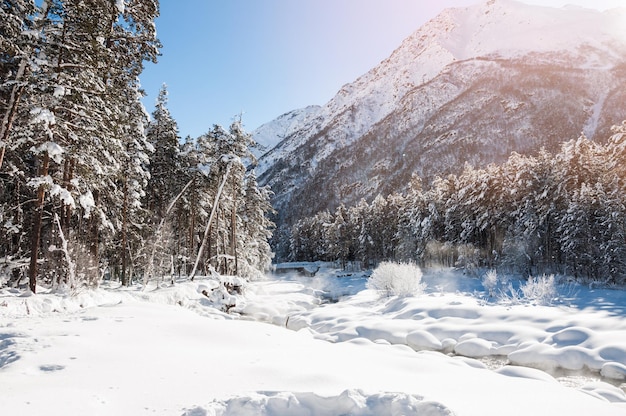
[0,146,5,171]
[189,213,195,275]
[121,178,129,286]
[61,158,74,234]
[28,152,50,293]
[231,201,238,276]
[0,59,28,170]
[206,222,212,275]
[218,208,223,274]
[53,213,76,290]
[89,189,100,285]
[189,164,232,280]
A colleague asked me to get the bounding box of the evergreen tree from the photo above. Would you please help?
[0,0,35,169]
[239,170,274,278]
[327,204,351,267]
[395,174,424,262]
[145,84,181,219]
[1,0,276,291]
[0,0,160,292]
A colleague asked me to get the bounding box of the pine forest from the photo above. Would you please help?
[284,126,626,285]
[0,1,274,293]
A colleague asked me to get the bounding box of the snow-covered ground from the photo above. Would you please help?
[1,264,625,415]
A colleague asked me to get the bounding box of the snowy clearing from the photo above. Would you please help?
[1,265,626,415]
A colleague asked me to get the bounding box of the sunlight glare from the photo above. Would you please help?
[612,8,626,43]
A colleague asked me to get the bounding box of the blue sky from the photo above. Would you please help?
[139,0,626,139]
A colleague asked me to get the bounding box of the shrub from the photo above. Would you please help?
[499,274,558,305]
[367,262,425,297]
[520,274,557,305]
[482,269,499,298]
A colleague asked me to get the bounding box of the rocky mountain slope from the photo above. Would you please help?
[253,0,626,226]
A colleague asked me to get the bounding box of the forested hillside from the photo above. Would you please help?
[286,126,626,284]
[255,1,626,241]
[0,1,273,293]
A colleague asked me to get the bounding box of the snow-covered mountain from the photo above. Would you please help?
[254,0,626,226]
[251,105,321,160]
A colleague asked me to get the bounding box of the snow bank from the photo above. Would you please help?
[1,267,626,415]
[194,389,454,416]
[241,268,626,387]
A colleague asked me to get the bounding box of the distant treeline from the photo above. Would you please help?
[283,123,626,284]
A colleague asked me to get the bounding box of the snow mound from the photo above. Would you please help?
[580,382,626,403]
[406,329,443,351]
[601,362,626,381]
[194,389,455,416]
[249,267,626,384]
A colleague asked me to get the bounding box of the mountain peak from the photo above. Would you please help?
[415,0,625,62]
[255,2,626,228]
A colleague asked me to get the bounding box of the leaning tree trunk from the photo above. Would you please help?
[61,158,75,234]
[120,177,129,286]
[144,178,194,288]
[28,152,50,294]
[89,190,100,286]
[230,199,238,276]
[0,59,28,170]
[189,164,232,280]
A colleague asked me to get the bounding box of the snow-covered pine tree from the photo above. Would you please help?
[19,0,73,292]
[597,184,626,284]
[145,84,181,219]
[353,199,372,266]
[602,122,626,283]
[188,119,263,278]
[186,127,222,277]
[239,170,274,279]
[141,84,184,283]
[397,174,427,262]
[217,120,252,275]
[110,8,160,285]
[519,148,559,274]
[606,121,626,185]
[106,88,153,287]
[345,202,365,266]
[326,204,350,268]
[0,1,38,284]
[65,0,159,287]
[549,136,602,276]
[382,193,403,261]
[173,135,199,275]
[499,152,537,273]
[0,0,36,170]
[558,183,604,279]
[0,0,160,292]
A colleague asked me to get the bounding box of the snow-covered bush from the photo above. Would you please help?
[481,269,511,300]
[500,274,558,305]
[367,262,425,297]
[482,269,499,298]
[520,274,557,305]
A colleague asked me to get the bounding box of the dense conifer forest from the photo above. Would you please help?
[284,127,626,285]
[0,1,274,292]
